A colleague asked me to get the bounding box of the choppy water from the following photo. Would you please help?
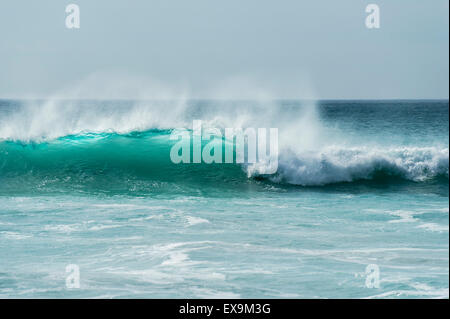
[0,99,448,298]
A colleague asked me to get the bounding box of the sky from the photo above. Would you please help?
[0,0,448,99]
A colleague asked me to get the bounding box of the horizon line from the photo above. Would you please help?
[0,97,448,102]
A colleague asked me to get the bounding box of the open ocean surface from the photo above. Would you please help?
[0,99,448,298]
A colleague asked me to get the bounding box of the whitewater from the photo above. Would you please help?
[0,99,448,298]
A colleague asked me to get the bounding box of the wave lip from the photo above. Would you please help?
[256,146,449,186]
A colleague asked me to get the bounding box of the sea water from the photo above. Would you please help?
[0,99,448,298]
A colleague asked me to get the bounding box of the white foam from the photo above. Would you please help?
[89,224,122,231]
[417,223,449,232]
[190,287,240,299]
[0,231,31,240]
[44,224,79,233]
[251,146,449,185]
[388,210,417,223]
[365,286,449,299]
[186,216,210,226]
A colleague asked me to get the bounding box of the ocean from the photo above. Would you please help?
[0,99,448,298]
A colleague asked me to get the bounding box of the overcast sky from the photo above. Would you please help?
[0,0,448,99]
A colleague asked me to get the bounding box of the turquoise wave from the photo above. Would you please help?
[0,130,448,196]
[0,130,249,196]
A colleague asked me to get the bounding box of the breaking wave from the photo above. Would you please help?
[0,99,448,193]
